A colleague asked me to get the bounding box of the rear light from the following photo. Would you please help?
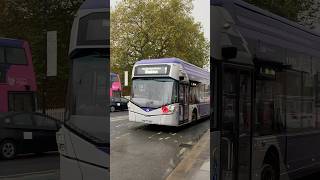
[162,105,175,113]
[162,105,169,113]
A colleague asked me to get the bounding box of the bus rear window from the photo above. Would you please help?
[8,93,35,112]
[6,47,27,65]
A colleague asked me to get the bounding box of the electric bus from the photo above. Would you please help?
[128,58,210,126]
[0,38,37,113]
[56,0,109,179]
[211,0,320,180]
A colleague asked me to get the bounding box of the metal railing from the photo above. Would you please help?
[36,108,65,122]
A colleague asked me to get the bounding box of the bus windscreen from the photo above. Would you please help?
[77,12,109,46]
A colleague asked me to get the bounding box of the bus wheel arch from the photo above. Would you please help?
[261,146,280,180]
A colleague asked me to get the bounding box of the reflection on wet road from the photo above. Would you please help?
[110,111,209,180]
[0,152,59,177]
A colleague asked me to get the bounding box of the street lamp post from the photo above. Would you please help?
[42,0,48,114]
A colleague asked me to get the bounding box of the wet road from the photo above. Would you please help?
[0,152,59,178]
[110,111,210,180]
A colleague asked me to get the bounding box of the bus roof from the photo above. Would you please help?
[80,0,109,10]
[214,0,320,39]
[212,0,320,61]
[0,38,25,48]
[135,58,209,82]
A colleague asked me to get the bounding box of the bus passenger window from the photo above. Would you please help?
[6,47,27,65]
[256,70,285,135]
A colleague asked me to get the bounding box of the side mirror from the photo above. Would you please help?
[179,76,184,81]
[221,46,237,59]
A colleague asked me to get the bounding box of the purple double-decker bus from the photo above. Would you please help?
[0,38,37,113]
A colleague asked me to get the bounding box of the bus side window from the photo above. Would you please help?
[172,82,179,103]
[179,84,185,103]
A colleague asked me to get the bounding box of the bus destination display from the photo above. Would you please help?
[135,65,170,76]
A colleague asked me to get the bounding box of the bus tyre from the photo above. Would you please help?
[0,140,16,160]
[110,106,116,112]
[261,163,276,180]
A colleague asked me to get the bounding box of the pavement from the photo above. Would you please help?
[166,130,210,180]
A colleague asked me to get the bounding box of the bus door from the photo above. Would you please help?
[220,64,253,180]
[179,83,189,124]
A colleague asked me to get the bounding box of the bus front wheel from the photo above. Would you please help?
[261,164,276,180]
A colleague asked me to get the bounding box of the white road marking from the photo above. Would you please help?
[0,169,58,179]
[111,115,128,122]
[148,133,159,139]
[177,147,187,157]
[122,133,131,137]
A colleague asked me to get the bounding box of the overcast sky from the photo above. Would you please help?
[111,0,210,41]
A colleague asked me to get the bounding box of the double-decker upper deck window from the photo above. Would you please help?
[77,12,109,46]
[6,47,27,65]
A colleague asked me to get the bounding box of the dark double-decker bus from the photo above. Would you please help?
[55,0,109,179]
[211,0,320,180]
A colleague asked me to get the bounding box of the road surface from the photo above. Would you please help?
[0,152,59,179]
[110,111,210,180]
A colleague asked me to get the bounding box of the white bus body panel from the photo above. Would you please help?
[128,102,179,126]
[57,126,109,180]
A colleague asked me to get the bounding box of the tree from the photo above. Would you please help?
[0,0,83,108]
[298,0,320,29]
[244,0,319,29]
[111,0,209,91]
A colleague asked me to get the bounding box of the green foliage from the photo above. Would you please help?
[0,0,83,80]
[0,0,83,107]
[244,0,319,29]
[111,0,209,89]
